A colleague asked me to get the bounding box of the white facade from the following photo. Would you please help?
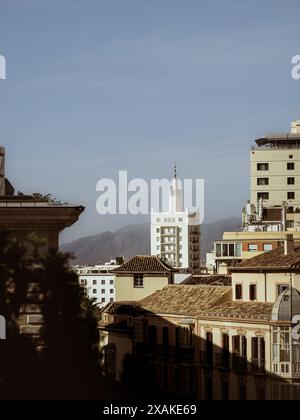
[151,174,201,272]
[74,260,120,308]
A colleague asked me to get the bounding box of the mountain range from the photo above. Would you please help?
[61,217,241,265]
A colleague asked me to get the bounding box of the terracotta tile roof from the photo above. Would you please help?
[102,301,145,316]
[230,245,300,272]
[99,319,133,332]
[198,301,273,321]
[138,285,232,316]
[112,255,177,274]
[182,275,231,286]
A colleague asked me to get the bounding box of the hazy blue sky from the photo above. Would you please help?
[0,0,299,243]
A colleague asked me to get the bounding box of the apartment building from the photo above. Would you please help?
[74,261,120,308]
[250,120,300,229]
[99,237,300,400]
[151,169,201,273]
[209,120,300,274]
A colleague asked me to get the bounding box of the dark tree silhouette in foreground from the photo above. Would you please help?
[0,232,118,400]
[38,251,103,399]
[0,231,42,399]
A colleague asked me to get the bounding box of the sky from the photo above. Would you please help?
[0,0,300,243]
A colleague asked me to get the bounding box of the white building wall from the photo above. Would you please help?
[151,176,201,271]
[74,263,120,308]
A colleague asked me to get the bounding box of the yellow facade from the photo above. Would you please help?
[250,148,300,215]
[115,274,170,301]
[232,271,300,303]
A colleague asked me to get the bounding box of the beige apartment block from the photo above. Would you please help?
[250,121,300,230]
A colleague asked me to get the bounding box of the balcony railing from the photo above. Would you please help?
[215,352,230,370]
[135,343,195,362]
[250,358,266,374]
[232,355,247,372]
[200,351,214,367]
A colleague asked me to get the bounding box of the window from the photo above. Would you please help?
[93,280,97,285]
[110,289,114,294]
[288,177,295,185]
[263,243,273,251]
[272,327,292,367]
[287,220,295,228]
[257,192,269,200]
[93,289,97,294]
[257,178,269,186]
[101,280,105,285]
[110,298,114,303]
[101,289,105,294]
[206,332,213,365]
[110,280,114,285]
[289,155,294,159]
[288,192,295,200]
[134,274,144,288]
[162,326,169,352]
[80,279,87,286]
[233,335,247,373]
[257,163,269,171]
[287,162,295,170]
[221,381,229,401]
[156,228,160,233]
[148,325,157,346]
[248,244,258,252]
[277,284,289,297]
[251,337,266,371]
[221,334,230,368]
[176,326,193,348]
[236,284,243,300]
[249,284,257,301]
[101,298,105,303]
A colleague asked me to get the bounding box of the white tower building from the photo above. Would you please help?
[151,167,201,273]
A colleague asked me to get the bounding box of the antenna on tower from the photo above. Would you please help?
[174,163,177,179]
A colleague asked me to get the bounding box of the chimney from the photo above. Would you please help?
[281,203,287,231]
[284,234,294,255]
[291,120,300,134]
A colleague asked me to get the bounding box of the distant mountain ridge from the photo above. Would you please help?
[61,217,241,265]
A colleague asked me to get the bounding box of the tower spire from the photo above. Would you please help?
[174,163,177,179]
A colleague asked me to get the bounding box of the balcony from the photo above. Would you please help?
[215,352,230,370]
[232,355,247,372]
[200,351,214,367]
[250,358,266,375]
[135,343,195,362]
